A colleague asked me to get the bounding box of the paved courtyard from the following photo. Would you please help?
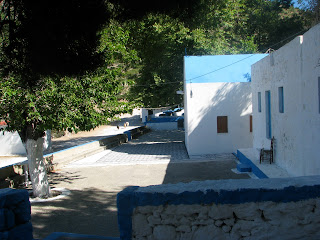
[67,130,189,167]
[31,130,250,239]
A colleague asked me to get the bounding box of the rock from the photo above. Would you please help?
[133,214,152,237]
[176,225,191,233]
[193,225,226,240]
[222,225,231,233]
[208,205,233,220]
[214,220,224,227]
[147,215,161,225]
[153,225,176,240]
[223,218,235,227]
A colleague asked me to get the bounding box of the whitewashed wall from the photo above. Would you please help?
[251,24,320,176]
[0,129,52,156]
[184,82,252,155]
[0,131,26,156]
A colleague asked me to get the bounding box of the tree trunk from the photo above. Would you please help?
[26,137,51,198]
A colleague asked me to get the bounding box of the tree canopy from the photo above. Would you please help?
[0,0,314,197]
[0,0,137,197]
[123,0,312,108]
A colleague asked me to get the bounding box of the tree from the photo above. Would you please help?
[127,1,258,107]
[0,0,137,197]
[298,0,320,25]
[124,0,312,108]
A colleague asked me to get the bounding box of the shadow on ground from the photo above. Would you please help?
[162,160,250,184]
[48,171,86,187]
[31,188,120,240]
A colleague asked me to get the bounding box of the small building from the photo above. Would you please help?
[141,108,170,123]
[184,54,267,156]
[251,23,320,176]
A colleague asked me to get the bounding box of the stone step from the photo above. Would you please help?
[236,163,252,173]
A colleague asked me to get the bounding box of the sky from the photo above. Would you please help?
[184,54,268,83]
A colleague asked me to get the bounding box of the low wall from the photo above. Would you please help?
[117,176,320,240]
[145,117,183,131]
[0,188,33,240]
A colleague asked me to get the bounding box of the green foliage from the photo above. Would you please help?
[0,2,138,141]
[125,0,311,108]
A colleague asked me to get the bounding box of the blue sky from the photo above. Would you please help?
[184,54,268,83]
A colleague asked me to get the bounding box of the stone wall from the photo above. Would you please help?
[0,188,33,240]
[117,176,320,240]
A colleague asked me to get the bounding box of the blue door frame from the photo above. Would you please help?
[265,91,272,139]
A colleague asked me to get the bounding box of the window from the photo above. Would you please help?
[217,116,228,133]
[250,115,253,132]
[258,92,261,112]
[278,87,284,113]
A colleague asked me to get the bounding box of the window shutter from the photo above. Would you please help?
[217,116,228,133]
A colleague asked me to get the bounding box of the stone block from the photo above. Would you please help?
[132,214,152,237]
[208,204,233,220]
[222,225,231,233]
[147,215,161,225]
[153,225,176,240]
[176,225,191,233]
[214,220,224,227]
[223,218,235,227]
[179,216,190,225]
[193,225,224,240]
[233,202,260,220]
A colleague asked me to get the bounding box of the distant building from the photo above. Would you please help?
[184,54,267,156]
[251,23,320,176]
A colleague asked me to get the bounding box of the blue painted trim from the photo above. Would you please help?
[237,164,252,172]
[265,90,272,139]
[237,150,268,179]
[146,117,182,123]
[117,179,320,239]
[124,131,131,141]
[117,186,139,240]
[43,232,120,240]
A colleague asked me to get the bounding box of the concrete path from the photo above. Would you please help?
[31,130,250,239]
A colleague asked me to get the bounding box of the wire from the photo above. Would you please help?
[131,28,308,87]
[185,29,307,83]
[186,54,255,82]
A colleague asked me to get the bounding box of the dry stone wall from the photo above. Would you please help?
[132,199,320,240]
[117,176,320,240]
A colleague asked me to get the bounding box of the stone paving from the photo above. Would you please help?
[67,130,191,167]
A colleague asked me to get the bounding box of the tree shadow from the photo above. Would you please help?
[31,188,120,239]
[162,158,250,184]
[98,130,189,163]
[48,171,86,187]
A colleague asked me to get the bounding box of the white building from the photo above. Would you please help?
[251,23,320,176]
[0,124,52,156]
[184,54,267,156]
